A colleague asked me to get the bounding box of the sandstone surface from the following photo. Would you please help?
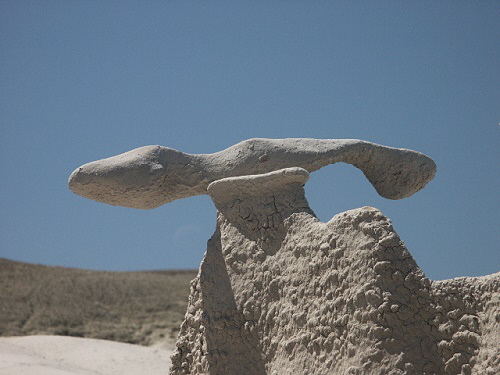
[170,168,498,375]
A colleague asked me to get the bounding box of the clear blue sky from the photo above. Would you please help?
[1,1,498,280]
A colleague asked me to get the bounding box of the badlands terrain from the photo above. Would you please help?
[0,258,195,347]
[0,258,195,348]
[0,258,195,374]
[0,259,196,375]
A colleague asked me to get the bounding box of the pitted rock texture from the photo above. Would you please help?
[170,168,499,375]
[68,138,436,209]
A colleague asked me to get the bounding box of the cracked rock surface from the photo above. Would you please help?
[170,168,499,375]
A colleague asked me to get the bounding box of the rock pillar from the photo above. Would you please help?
[170,168,498,375]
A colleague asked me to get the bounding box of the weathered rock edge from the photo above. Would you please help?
[170,168,499,375]
[68,138,436,209]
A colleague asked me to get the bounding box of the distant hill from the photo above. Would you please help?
[0,258,196,349]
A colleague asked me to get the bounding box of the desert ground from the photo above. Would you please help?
[0,258,196,374]
[0,335,173,375]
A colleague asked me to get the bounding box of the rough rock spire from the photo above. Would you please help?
[170,168,498,375]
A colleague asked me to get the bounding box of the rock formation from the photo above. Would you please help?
[68,138,436,209]
[69,139,498,375]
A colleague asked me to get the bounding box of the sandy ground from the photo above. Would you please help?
[0,336,172,375]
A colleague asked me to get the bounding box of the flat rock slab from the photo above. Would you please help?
[0,336,172,375]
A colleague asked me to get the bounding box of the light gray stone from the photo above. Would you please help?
[68,138,436,209]
[170,167,499,375]
[68,138,498,374]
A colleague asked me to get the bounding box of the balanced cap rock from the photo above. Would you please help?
[69,138,436,209]
[68,138,498,375]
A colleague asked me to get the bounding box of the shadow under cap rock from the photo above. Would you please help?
[171,226,267,374]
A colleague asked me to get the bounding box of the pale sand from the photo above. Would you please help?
[0,336,172,375]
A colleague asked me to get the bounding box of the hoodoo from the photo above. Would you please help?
[69,138,498,374]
